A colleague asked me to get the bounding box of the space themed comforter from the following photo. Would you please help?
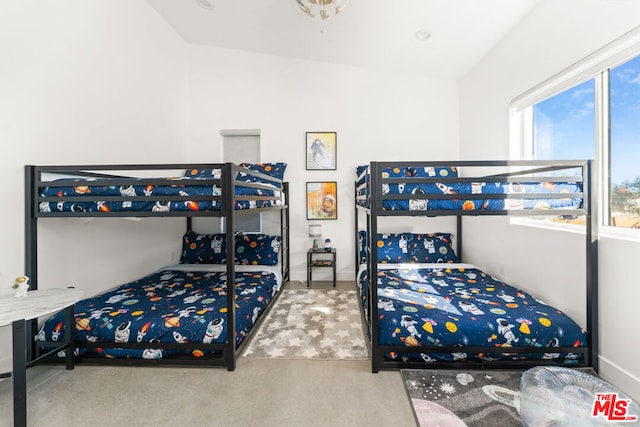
[355,165,583,212]
[357,263,586,363]
[36,265,281,359]
[38,177,283,214]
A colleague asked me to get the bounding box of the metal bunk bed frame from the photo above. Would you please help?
[25,163,290,371]
[354,160,598,373]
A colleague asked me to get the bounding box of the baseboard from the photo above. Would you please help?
[599,356,640,404]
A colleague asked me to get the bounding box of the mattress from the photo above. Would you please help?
[355,164,583,212]
[357,263,586,363]
[38,176,283,213]
[36,264,282,359]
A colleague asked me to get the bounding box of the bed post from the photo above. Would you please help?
[24,165,40,362]
[369,162,381,373]
[456,216,462,262]
[354,181,359,281]
[282,182,290,283]
[223,163,236,371]
[25,166,38,291]
[585,160,599,372]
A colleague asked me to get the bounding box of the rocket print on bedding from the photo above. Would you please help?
[36,269,278,359]
[374,266,586,363]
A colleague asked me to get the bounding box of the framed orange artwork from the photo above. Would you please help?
[306,181,337,220]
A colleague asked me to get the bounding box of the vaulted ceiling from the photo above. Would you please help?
[147,0,541,79]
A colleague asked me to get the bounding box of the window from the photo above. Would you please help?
[511,27,640,234]
[532,79,595,162]
[609,56,640,228]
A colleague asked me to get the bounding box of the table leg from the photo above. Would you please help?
[333,254,336,288]
[307,252,311,288]
[12,318,27,427]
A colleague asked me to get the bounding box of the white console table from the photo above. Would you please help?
[0,288,83,427]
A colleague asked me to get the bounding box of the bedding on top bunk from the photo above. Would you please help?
[355,164,583,211]
[357,262,586,364]
[38,162,286,213]
[36,264,282,359]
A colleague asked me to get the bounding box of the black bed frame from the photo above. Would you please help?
[354,160,598,373]
[24,163,290,371]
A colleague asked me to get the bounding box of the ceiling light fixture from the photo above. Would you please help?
[196,0,214,10]
[296,0,350,20]
[415,29,431,41]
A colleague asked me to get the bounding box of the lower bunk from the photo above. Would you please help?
[357,248,589,372]
[35,263,284,370]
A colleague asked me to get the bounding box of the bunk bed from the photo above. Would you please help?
[354,160,597,373]
[25,162,290,371]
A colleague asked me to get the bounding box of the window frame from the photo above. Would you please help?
[509,25,640,241]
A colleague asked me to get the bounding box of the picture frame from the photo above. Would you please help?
[306,132,337,170]
[306,181,338,220]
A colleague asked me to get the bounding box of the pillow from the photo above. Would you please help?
[355,165,368,178]
[180,231,227,264]
[235,233,281,266]
[356,165,412,179]
[375,233,410,263]
[410,166,458,178]
[408,233,458,263]
[184,168,222,179]
[237,162,287,186]
[381,167,412,178]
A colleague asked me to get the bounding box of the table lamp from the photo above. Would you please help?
[308,224,322,249]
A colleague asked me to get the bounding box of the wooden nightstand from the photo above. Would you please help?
[307,248,336,288]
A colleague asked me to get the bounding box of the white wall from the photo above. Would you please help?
[0,0,188,368]
[185,45,460,282]
[460,0,640,402]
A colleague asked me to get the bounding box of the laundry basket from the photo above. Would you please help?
[520,366,639,426]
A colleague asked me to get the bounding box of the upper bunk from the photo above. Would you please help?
[26,162,288,219]
[25,162,290,291]
[355,160,591,219]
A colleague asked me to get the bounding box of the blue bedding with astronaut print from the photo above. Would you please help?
[38,177,282,213]
[359,264,586,363]
[36,267,279,359]
[355,164,583,212]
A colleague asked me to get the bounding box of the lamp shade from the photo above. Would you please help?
[308,224,322,237]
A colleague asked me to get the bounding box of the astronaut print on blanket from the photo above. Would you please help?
[242,289,368,360]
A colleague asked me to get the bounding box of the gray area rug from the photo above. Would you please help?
[402,369,523,427]
[243,289,368,360]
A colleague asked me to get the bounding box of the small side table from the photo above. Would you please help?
[307,248,336,288]
[0,288,83,427]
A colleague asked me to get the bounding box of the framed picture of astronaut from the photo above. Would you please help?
[306,181,338,220]
[306,132,337,170]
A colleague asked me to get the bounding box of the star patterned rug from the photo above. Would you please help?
[401,369,523,427]
[242,289,369,360]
